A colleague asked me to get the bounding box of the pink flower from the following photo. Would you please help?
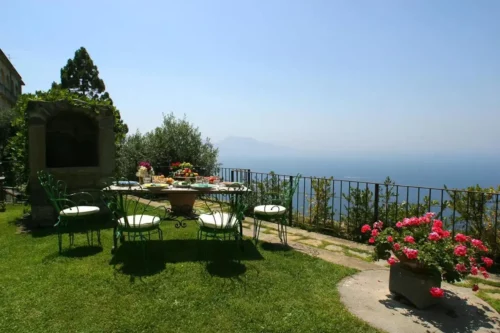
[454,233,467,243]
[479,266,486,272]
[371,229,379,237]
[482,271,490,279]
[471,239,483,248]
[433,220,443,229]
[440,230,451,238]
[403,247,418,260]
[429,287,444,298]
[395,222,403,228]
[472,284,479,292]
[455,263,467,273]
[387,236,394,243]
[387,257,398,265]
[470,257,476,264]
[402,218,410,227]
[428,232,441,241]
[393,243,401,251]
[454,245,467,257]
[404,236,415,244]
[482,257,494,268]
[373,221,384,230]
[368,237,375,244]
[471,266,478,275]
[425,212,436,218]
[361,224,371,233]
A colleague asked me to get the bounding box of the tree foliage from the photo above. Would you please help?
[60,47,108,100]
[0,106,15,160]
[117,113,219,178]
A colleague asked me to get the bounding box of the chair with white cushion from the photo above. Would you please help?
[196,186,250,247]
[101,189,166,259]
[38,170,102,253]
[253,174,301,244]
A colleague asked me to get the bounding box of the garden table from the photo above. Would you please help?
[105,184,249,252]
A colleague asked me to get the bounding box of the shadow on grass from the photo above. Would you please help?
[110,239,263,278]
[379,290,499,333]
[61,246,103,258]
[260,242,292,252]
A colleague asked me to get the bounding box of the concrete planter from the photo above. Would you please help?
[389,263,442,309]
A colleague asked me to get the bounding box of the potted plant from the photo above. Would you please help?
[136,161,154,184]
[361,212,494,309]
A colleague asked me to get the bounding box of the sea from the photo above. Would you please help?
[219,154,500,190]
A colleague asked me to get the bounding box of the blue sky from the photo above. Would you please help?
[2,0,499,155]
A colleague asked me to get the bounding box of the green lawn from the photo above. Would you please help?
[0,205,379,333]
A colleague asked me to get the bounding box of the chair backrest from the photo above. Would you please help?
[101,179,167,228]
[37,170,68,212]
[283,173,301,209]
[198,185,251,230]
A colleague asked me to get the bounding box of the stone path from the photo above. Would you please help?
[339,269,500,333]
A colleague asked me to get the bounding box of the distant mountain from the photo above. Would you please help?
[216,136,300,158]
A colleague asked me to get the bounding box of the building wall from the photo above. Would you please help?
[0,52,23,109]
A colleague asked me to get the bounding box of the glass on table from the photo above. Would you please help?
[143,176,152,184]
[196,176,204,184]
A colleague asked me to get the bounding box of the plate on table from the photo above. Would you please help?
[173,181,191,188]
[143,183,169,191]
[221,182,243,188]
[190,184,215,190]
[113,180,140,187]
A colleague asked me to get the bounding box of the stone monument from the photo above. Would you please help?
[27,100,115,226]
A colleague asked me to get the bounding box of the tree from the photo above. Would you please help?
[116,113,219,178]
[0,106,15,160]
[57,47,127,140]
[60,47,107,100]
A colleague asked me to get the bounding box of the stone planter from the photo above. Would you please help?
[168,193,196,215]
[389,263,442,309]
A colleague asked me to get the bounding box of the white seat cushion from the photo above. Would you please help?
[118,215,160,228]
[254,205,286,216]
[198,212,238,229]
[60,206,100,217]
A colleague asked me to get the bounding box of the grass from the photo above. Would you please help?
[0,205,380,333]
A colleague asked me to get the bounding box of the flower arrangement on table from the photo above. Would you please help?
[362,212,494,298]
[136,161,154,183]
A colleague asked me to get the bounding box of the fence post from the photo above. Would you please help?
[373,183,380,222]
[246,169,251,187]
[230,170,234,182]
[289,175,293,227]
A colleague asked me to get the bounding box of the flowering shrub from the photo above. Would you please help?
[137,161,154,177]
[171,162,193,170]
[361,212,494,297]
[138,161,152,171]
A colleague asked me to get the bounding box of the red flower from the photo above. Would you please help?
[404,236,415,244]
[455,263,467,273]
[479,266,486,272]
[368,237,375,244]
[387,257,398,265]
[433,220,443,229]
[395,222,403,228]
[472,284,479,292]
[361,224,371,233]
[440,230,451,238]
[428,232,441,241]
[393,243,401,251]
[454,245,467,257]
[371,229,379,237]
[471,266,478,275]
[425,212,436,218]
[454,233,467,243]
[471,239,483,248]
[482,271,490,279]
[429,287,444,298]
[387,236,394,243]
[403,247,418,260]
[482,257,494,268]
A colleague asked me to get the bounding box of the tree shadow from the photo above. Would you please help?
[379,291,500,333]
[109,239,263,278]
[260,241,292,252]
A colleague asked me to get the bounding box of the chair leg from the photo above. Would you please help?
[253,216,262,243]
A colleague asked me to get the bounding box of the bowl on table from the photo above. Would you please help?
[143,183,169,192]
[190,183,215,191]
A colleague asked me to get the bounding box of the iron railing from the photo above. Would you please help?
[215,167,500,258]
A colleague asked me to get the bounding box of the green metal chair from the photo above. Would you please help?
[197,186,250,246]
[101,186,166,259]
[37,170,102,253]
[253,174,301,244]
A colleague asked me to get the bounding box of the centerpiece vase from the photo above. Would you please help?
[389,260,441,309]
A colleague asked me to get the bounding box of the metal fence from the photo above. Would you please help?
[215,167,500,258]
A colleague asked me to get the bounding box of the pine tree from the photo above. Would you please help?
[60,47,107,100]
